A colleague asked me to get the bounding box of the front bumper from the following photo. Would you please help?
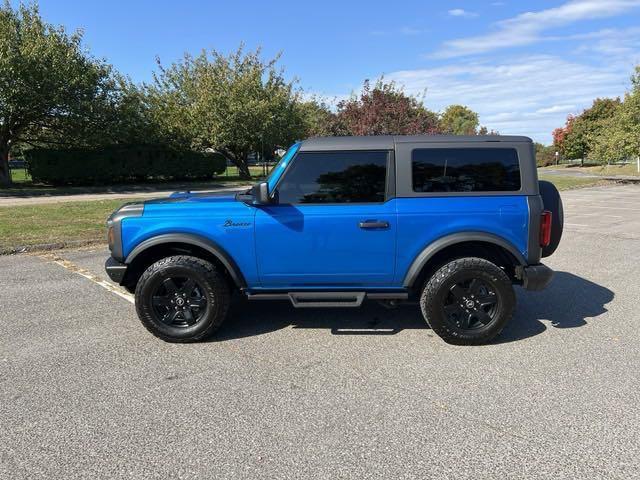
[519,263,554,291]
[105,257,127,284]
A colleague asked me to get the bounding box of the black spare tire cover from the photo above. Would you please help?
[538,180,563,257]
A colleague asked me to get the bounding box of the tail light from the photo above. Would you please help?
[540,210,552,247]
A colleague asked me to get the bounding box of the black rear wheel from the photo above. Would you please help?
[135,255,230,342]
[442,277,499,330]
[420,257,515,345]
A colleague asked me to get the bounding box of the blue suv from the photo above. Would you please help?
[105,135,563,345]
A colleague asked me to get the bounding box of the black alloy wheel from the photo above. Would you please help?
[442,277,498,330]
[151,276,208,327]
[420,257,515,345]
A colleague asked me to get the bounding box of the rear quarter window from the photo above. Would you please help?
[412,148,521,193]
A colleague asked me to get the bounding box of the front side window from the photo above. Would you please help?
[276,151,388,204]
[412,148,521,193]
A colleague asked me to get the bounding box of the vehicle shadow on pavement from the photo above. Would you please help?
[214,271,614,344]
[498,271,614,344]
[215,299,427,341]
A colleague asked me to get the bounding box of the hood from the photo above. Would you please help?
[144,190,243,205]
[141,190,253,217]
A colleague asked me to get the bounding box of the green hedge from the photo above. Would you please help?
[25,145,227,185]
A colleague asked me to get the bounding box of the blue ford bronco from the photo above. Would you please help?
[105,135,563,345]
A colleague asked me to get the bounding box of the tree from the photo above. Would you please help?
[552,123,570,152]
[478,125,499,135]
[298,97,336,137]
[555,98,620,165]
[328,79,440,136]
[591,67,640,164]
[146,46,306,178]
[0,2,120,185]
[439,104,479,135]
[535,142,556,167]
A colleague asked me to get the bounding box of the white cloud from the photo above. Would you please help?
[318,18,640,144]
[435,0,640,58]
[535,105,577,114]
[570,26,640,59]
[448,8,478,18]
[384,55,632,143]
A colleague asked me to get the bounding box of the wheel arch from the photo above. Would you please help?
[403,232,526,291]
[123,233,247,292]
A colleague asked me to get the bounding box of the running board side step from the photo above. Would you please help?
[289,292,365,308]
[247,292,408,308]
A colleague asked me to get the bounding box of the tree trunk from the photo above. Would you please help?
[0,141,10,186]
[220,148,251,179]
[236,161,251,179]
[232,151,251,179]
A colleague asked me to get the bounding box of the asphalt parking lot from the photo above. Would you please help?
[1,184,639,479]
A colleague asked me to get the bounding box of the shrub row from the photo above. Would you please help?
[25,145,227,185]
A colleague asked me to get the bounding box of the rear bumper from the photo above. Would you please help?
[105,257,127,284]
[519,263,554,291]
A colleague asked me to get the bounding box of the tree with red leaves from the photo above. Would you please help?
[328,79,441,136]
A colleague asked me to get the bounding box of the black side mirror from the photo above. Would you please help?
[252,181,272,205]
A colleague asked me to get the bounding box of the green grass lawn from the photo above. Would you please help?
[539,163,640,177]
[538,174,610,190]
[9,168,31,183]
[223,165,273,177]
[0,198,137,252]
[570,163,639,177]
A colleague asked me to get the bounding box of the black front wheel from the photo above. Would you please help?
[135,255,230,342]
[420,257,515,345]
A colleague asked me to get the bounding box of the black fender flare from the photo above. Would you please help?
[402,232,527,288]
[125,233,247,289]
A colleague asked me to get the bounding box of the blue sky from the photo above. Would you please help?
[30,0,640,143]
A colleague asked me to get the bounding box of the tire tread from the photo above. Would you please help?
[135,255,230,343]
[420,257,515,345]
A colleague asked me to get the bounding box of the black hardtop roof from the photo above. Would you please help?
[298,135,532,151]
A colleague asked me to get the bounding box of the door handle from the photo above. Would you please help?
[359,220,389,229]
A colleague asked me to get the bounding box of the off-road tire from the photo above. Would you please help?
[420,257,515,345]
[135,255,230,343]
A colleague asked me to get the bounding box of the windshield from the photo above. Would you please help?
[267,142,300,192]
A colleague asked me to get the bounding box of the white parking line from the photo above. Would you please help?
[37,253,135,304]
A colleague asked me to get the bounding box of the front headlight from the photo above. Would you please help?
[106,202,144,261]
[107,225,115,251]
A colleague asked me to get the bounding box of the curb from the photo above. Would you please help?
[608,177,640,184]
[0,239,105,256]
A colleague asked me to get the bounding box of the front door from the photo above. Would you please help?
[255,150,396,288]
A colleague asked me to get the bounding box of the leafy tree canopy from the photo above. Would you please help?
[327,79,441,136]
[439,104,479,135]
[145,45,306,178]
[591,67,640,164]
[553,97,621,164]
[0,1,128,185]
